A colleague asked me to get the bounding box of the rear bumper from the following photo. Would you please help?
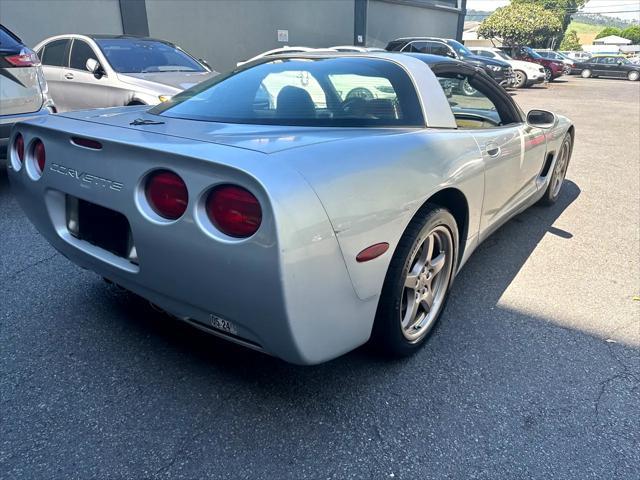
[7,118,377,365]
[0,106,50,159]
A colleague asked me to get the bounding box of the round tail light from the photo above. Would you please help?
[206,185,262,238]
[33,139,46,174]
[145,170,188,220]
[14,134,25,165]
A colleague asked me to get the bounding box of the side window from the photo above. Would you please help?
[405,42,429,53]
[69,40,98,70]
[438,74,508,129]
[431,42,453,58]
[41,39,69,67]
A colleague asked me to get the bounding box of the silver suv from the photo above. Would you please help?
[0,25,55,161]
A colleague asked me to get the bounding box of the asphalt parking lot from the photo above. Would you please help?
[1,75,639,479]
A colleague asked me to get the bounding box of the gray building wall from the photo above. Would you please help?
[1,0,462,72]
[366,0,459,48]
[0,0,123,47]
[145,0,356,72]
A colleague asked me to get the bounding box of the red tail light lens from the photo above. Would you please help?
[145,170,188,220]
[4,49,39,67]
[14,134,25,164]
[33,139,45,173]
[206,185,262,238]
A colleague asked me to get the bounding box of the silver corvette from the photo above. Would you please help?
[7,53,574,365]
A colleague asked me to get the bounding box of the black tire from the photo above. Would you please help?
[544,67,553,82]
[539,133,572,206]
[581,69,592,79]
[628,71,640,81]
[513,70,528,89]
[371,205,459,357]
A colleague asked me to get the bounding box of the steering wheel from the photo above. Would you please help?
[345,87,374,101]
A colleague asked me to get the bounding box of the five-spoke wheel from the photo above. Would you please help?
[372,206,458,356]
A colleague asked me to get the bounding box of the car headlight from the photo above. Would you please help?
[488,65,502,72]
[158,95,172,102]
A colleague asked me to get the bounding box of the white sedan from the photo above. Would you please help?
[470,47,546,88]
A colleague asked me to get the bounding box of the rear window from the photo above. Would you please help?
[41,39,69,67]
[152,57,423,127]
[0,26,23,51]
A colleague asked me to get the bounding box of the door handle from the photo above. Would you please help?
[486,146,501,157]
[64,73,74,80]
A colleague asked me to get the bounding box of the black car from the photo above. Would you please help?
[577,56,640,81]
[386,37,515,90]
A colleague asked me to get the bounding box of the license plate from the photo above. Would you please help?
[208,314,238,335]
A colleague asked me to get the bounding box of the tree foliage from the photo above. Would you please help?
[512,0,587,33]
[595,27,622,39]
[478,3,563,47]
[621,26,640,44]
[560,30,582,51]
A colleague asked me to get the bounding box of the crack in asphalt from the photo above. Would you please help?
[2,253,58,281]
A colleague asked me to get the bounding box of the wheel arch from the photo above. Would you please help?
[409,187,470,267]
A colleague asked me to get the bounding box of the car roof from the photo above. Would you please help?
[260,51,465,67]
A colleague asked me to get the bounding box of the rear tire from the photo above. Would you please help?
[371,205,458,357]
[514,70,528,88]
[628,71,639,81]
[581,69,592,79]
[539,133,572,206]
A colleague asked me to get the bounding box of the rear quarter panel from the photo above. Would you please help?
[278,129,484,300]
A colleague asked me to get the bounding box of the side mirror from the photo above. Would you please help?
[85,58,103,78]
[527,109,557,129]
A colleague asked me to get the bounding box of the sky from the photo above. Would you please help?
[466,0,640,21]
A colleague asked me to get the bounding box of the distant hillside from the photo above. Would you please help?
[566,21,605,46]
[571,13,635,29]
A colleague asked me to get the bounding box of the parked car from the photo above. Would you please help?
[386,37,515,90]
[8,52,574,364]
[498,46,564,81]
[560,50,592,62]
[33,34,217,112]
[577,55,640,81]
[534,50,576,75]
[237,46,316,66]
[0,25,55,161]
[469,46,545,88]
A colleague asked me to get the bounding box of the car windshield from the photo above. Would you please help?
[525,48,544,59]
[493,50,512,61]
[95,38,205,73]
[448,39,473,57]
[151,57,424,127]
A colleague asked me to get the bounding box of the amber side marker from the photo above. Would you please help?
[356,242,390,263]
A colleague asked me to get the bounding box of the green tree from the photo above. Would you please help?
[512,0,587,33]
[478,3,563,47]
[620,26,640,44]
[595,27,622,39]
[560,30,582,51]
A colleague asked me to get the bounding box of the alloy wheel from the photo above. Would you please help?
[400,226,454,342]
[550,138,570,198]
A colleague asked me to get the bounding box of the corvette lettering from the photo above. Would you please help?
[50,163,124,191]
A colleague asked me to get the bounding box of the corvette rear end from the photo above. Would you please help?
[7,111,377,365]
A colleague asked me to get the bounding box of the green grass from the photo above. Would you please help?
[566,21,606,46]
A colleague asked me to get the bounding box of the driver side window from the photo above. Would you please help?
[438,74,506,129]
